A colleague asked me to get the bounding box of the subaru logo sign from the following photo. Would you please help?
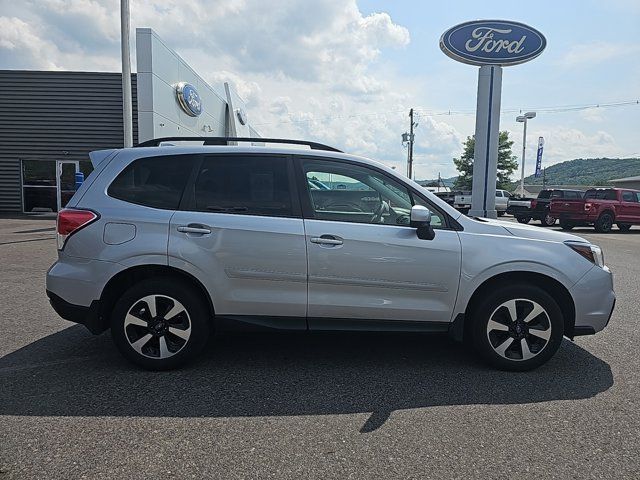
[175,82,202,117]
[440,20,546,66]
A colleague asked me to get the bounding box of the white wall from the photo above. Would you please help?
[136,28,253,143]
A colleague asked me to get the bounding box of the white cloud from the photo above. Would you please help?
[559,41,640,67]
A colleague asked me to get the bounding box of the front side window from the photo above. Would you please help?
[193,155,293,217]
[302,159,445,228]
[108,155,195,209]
[622,191,638,202]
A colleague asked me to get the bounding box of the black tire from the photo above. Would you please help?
[111,278,211,370]
[618,223,632,232]
[516,216,531,224]
[594,212,614,233]
[497,210,505,217]
[559,220,574,231]
[542,212,556,227]
[470,285,564,371]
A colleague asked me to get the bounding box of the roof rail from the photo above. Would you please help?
[136,136,342,152]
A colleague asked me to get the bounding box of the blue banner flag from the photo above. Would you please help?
[534,137,544,177]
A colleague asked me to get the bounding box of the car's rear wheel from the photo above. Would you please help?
[471,285,564,371]
[111,278,210,370]
[559,220,574,230]
[618,223,632,232]
[542,212,556,227]
[595,212,614,233]
[497,210,505,217]
[516,216,531,224]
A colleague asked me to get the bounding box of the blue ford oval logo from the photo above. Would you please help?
[440,20,546,66]
[175,82,202,117]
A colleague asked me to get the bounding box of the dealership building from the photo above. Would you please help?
[0,28,257,213]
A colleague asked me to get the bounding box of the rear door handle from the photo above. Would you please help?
[310,235,343,246]
[177,224,212,235]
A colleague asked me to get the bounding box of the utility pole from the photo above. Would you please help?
[120,0,133,148]
[408,108,415,179]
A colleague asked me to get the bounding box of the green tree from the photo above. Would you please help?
[453,131,519,190]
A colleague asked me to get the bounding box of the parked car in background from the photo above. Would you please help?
[508,189,584,227]
[46,137,615,372]
[452,189,510,216]
[550,187,640,232]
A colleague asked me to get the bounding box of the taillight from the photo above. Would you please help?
[530,199,537,209]
[584,203,592,212]
[57,209,98,250]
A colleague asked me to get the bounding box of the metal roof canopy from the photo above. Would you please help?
[136,136,342,153]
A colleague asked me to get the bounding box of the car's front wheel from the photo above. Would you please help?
[471,285,564,371]
[111,278,210,370]
[516,216,531,224]
[618,223,632,232]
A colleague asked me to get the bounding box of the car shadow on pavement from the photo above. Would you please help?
[0,326,613,433]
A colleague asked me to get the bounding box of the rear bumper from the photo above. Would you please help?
[47,290,107,334]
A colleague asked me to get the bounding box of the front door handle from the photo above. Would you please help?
[177,224,212,235]
[310,235,343,246]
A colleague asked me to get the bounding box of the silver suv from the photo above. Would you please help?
[46,137,615,371]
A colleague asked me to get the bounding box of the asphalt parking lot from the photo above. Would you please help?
[1,215,639,479]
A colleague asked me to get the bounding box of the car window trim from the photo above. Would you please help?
[180,152,302,218]
[293,155,459,230]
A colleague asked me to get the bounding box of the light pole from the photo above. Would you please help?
[516,111,536,197]
[121,0,133,148]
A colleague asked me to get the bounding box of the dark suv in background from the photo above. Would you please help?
[508,189,584,226]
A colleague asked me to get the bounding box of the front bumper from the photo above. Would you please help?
[569,265,616,336]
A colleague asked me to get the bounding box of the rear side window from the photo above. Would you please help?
[585,189,617,200]
[193,155,293,217]
[108,155,195,209]
[564,191,580,199]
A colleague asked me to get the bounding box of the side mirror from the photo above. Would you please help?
[410,205,435,240]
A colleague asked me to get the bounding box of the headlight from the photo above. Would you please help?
[565,242,605,267]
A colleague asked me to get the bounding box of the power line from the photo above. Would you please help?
[251,99,639,126]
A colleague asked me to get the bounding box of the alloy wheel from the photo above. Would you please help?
[486,298,552,361]
[123,294,192,359]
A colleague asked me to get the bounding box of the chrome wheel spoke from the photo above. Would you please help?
[130,333,153,355]
[159,336,170,359]
[124,313,147,328]
[168,326,190,340]
[494,337,514,357]
[520,338,535,360]
[165,303,185,321]
[523,303,545,323]
[529,327,551,341]
[487,319,509,332]
[505,299,518,323]
[140,295,157,318]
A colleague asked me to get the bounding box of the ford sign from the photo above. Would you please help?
[440,20,546,66]
[175,82,202,117]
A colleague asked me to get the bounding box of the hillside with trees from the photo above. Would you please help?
[517,157,640,186]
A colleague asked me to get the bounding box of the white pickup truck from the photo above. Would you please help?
[454,189,511,216]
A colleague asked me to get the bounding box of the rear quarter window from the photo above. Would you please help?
[108,155,195,209]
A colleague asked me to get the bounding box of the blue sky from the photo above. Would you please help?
[356,0,640,176]
[1,0,638,179]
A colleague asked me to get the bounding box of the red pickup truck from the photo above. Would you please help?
[550,187,640,232]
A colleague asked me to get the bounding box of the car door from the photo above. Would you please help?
[297,157,462,328]
[168,153,307,325]
[619,190,640,223]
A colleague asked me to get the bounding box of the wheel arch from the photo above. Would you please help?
[461,271,576,341]
[96,265,215,333]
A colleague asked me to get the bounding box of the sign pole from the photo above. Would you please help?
[469,65,502,219]
[120,0,133,148]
